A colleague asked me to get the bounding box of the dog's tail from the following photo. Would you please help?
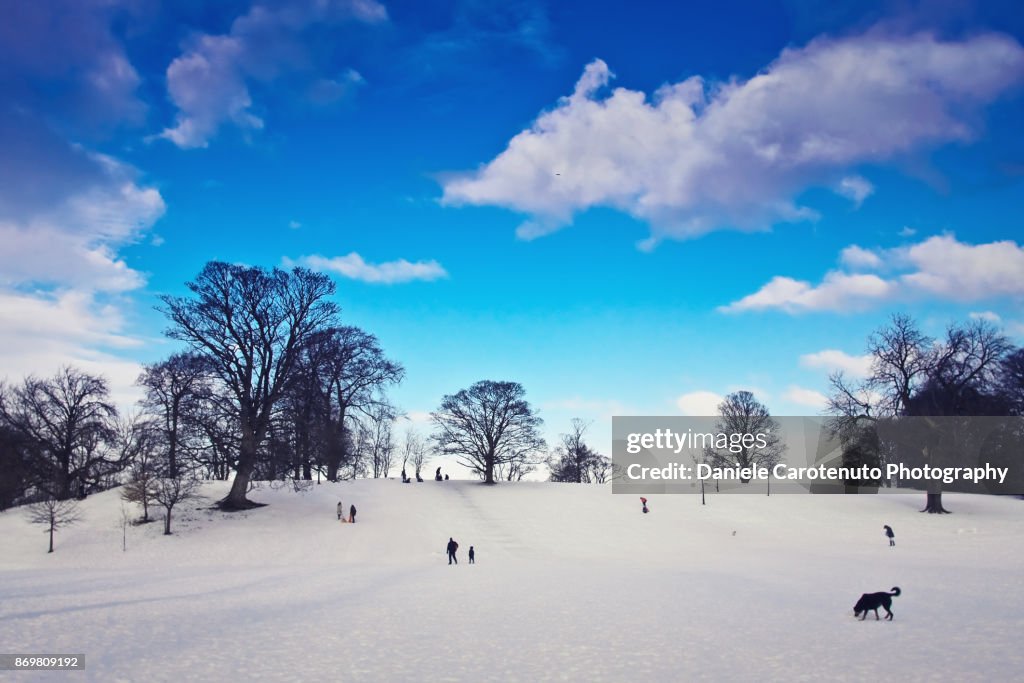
[889,587,901,597]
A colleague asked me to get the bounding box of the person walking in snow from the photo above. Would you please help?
[349,504,357,524]
[468,546,475,564]
[447,537,459,565]
[641,496,649,514]
[337,501,343,520]
[884,525,895,546]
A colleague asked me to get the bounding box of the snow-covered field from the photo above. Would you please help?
[1,480,1022,682]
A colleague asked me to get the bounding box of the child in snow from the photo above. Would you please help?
[641,497,649,514]
[884,525,895,546]
[469,546,475,564]
[349,504,357,524]
[337,501,343,520]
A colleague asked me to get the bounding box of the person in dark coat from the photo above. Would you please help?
[349,504,357,524]
[446,537,459,564]
[444,474,449,480]
[337,501,343,520]
[468,546,475,564]
[435,467,443,481]
[884,525,895,546]
[641,496,649,514]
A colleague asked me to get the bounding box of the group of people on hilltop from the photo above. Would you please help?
[446,537,474,565]
[336,501,356,523]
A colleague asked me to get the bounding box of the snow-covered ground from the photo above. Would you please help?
[1,480,1022,682]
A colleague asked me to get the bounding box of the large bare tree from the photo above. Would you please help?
[828,314,1013,512]
[432,380,546,484]
[160,262,339,509]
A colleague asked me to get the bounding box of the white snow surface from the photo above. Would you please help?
[1,481,1022,682]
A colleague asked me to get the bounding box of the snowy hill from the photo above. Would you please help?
[1,480,1022,681]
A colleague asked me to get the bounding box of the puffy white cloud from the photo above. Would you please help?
[782,385,829,409]
[800,350,874,379]
[723,235,1024,313]
[721,272,894,313]
[676,391,724,416]
[969,311,1002,323]
[291,253,449,284]
[161,0,386,148]
[897,235,1024,300]
[442,31,1024,243]
[840,245,885,270]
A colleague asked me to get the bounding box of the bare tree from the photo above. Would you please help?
[160,262,339,509]
[0,367,122,499]
[432,380,546,484]
[402,428,429,481]
[301,326,404,481]
[548,419,604,483]
[828,315,1013,512]
[360,406,396,478]
[704,391,785,484]
[137,352,208,478]
[26,498,81,553]
[153,476,200,535]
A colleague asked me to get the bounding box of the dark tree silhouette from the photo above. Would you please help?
[160,262,339,510]
[432,380,546,484]
[0,367,122,500]
[549,418,605,483]
[138,352,208,479]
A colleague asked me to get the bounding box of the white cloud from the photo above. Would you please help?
[441,31,1024,243]
[897,235,1024,300]
[969,311,1002,323]
[0,156,165,293]
[288,220,302,230]
[676,391,724,416]
[840,245,884,270]
[720,272,893,313]
[292,253,449,284]
[899,226,917,237]
[161,1,386,148]
[835,175,874,207]
[723,235,1024,313]
[800,350,873,379]
[0,290,145,410]
[782,385,829,409]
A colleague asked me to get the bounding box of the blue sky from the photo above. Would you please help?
[2,0,1024,454]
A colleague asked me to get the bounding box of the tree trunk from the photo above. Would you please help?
[164,507,172,535]
[484,452,495,484]
[920,478,951,513]
[219,425,261,510]
[921,492,951,513]
[48,523,54,553]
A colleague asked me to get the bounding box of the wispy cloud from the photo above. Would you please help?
[800,350,873,379]
[721,235,1024,313]
[290,252,449,284]
[160,0,386,148]
[675,391,724,416]
[442,31,1024,244]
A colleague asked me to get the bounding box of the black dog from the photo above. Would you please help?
[853,587,901,620]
